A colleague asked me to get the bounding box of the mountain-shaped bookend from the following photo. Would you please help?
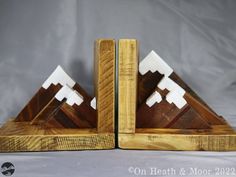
[118,39,236,151]
[0,39,115,152]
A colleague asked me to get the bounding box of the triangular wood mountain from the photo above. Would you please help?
[15,65,97,128]
[137,50,233,130]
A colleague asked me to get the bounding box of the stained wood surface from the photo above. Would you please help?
[138,71,163,107]
[119,133,236,151]
[118,40,235,151]
[41,83,97,128]
[30,97,63,125]
[0,38,116,152]
[137,71,232,129]
[15,69,97,128]
[95,39,115,133]
[15,84,62,121]
[45,103,96,128]
[0,121,114,152]
[118,39,138,133]
[136,101,211,129]
[29,83,97,128]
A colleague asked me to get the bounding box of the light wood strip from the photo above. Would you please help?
[118,39,138,133]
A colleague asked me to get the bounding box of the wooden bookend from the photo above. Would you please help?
[0,39,115,152]
[118,40,236,151]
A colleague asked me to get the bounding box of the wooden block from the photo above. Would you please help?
[95,39,115,133]
[118,39,138,133]
[119,132,236,151]
[0,121,114,152]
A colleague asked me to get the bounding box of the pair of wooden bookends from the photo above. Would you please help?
[0,39,235,152]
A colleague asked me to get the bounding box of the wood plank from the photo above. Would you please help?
[0,121,114,152]
[0,134,114,152]
[118,39,138,133]
[119,133,236,151]
[136,99,211,129]
[30,97,63,125]
[184,93,229,125]
[0,121,97,135]
[95,39,115,133]
[48,103,96,128]
[15,84,61,121]
[136,126,235,134]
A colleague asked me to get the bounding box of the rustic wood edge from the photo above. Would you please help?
[0,119,115,152]
[0,133,115,152]
[118,133,236,151]
[95,39,116,133]
[118,39,138,134]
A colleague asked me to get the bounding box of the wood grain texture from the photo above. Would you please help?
[0,38,116,152]
[15,84,62,121]
[46,103,96,128]
[0,121,114,152]
[95,39,115,133]
[118,40,235,151]
[43,83,97,128]
[138,71,163,107]
[137,70,231,129]
[30,97,63,125]
[136,99,212,129]
[119,133,236,151]
[118,39,138,133]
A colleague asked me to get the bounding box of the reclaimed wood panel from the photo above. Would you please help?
[119,133,236,151]
[95,39,115,133]
[0,121,114,152]
[15,84,62,121]
[118,39,138,133]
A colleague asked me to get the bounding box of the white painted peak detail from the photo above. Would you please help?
[42,65,76,89]
[158,76,185,95]
[139,50,173,76]
[90,97,96,110]
[55,85,73,101]
[66,91,83,106]
[166,91,187,109]
[55,84,84,106]
[158,76,187,109]
[146,91,162,107]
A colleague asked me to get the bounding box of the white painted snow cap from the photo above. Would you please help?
[66,91,83,106]
[139,50,173,76]
[166,91,187,109]
[55,85,73,101]
[55,84,83,106]
[90,97,96,110]
[158,76,187,109]
[146,91,162,107]
[42,65,76,89]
